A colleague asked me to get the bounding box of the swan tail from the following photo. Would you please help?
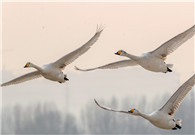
[167,64,173,68]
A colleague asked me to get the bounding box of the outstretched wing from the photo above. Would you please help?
[1,71,42,87]
[151,25,195,59]
[160,74,195,115]
[94,99,129,114]
[52,26,104,69]
[75,59,137,71]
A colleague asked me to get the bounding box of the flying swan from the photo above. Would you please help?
[1,26,104,87]
[94,74,195,130]
[76,25,194,73]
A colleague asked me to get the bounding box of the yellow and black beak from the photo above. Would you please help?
[24,63,29,68]
[115,50,121,55]
[128,109,134,113]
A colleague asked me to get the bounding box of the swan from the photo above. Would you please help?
[94,74,195,130]
[75,25,194,73]
[1,26,104,87]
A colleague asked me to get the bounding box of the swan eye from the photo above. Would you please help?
[26,63,29,67]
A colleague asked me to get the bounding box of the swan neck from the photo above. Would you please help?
[31,63,42,71]
[124,53,138,60]
[138,112,151,121]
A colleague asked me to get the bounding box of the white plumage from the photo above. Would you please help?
[1,26,104,87]
[76,25,194,73]
[95,74,195,130]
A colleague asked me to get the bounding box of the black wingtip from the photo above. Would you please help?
[1,83,6,87]
[74,66,91,72]
[94,99,99,106]
[74,66,84,71]
[74,66,79,70]
[94,99,97,103]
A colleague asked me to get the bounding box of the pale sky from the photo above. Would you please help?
[1,2,194,116]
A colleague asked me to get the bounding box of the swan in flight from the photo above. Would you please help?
[1,26,104,87]
[94,74,195,130]
[76,25,194,73]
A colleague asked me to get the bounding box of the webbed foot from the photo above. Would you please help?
[64,77,69,81]
[176,124,181,129]
[167,67,172,72]
[172,127,177,130]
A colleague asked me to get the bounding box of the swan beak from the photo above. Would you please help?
[115,50,121,55]
[128,110,133,113]
[24,64,29,68]
[128,109,134,113]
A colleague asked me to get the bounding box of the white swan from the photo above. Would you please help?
[76,25,194,73]
[94,74,195,130]
[1,26,104,87]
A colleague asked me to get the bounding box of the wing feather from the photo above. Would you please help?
[53,26,104,69]
[160,74,195,115]
[1,71,42,87]
[151,25,195,59]
[75,59,137,71]
[94,99,129,114]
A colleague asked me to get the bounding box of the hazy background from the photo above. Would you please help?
[1,2,194,134]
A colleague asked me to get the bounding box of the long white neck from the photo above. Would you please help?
[30,63,43,72]
[137,112,152,121]
[123,52,139,61]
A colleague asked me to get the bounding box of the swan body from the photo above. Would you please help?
[146,111,176,129]
[1,26,104,87]
[39,63,66,83]
[76,25,194,73]
[94,74,195,130]
[118,51,169,73]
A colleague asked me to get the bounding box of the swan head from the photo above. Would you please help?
[128,108,139,115]
[115,50,126,56]
[24,62,32,68]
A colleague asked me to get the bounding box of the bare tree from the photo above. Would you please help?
[62,113,80,134]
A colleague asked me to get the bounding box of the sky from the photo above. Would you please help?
[1,2,194,117]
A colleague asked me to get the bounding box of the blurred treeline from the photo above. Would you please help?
[2,92,194,135]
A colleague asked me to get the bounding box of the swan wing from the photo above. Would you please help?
[94,99,129,114]
[151,25,195,59]
[160,74,195,115]
[75,59,137,71]
[52,26,104,69]
[1,71,42,87]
